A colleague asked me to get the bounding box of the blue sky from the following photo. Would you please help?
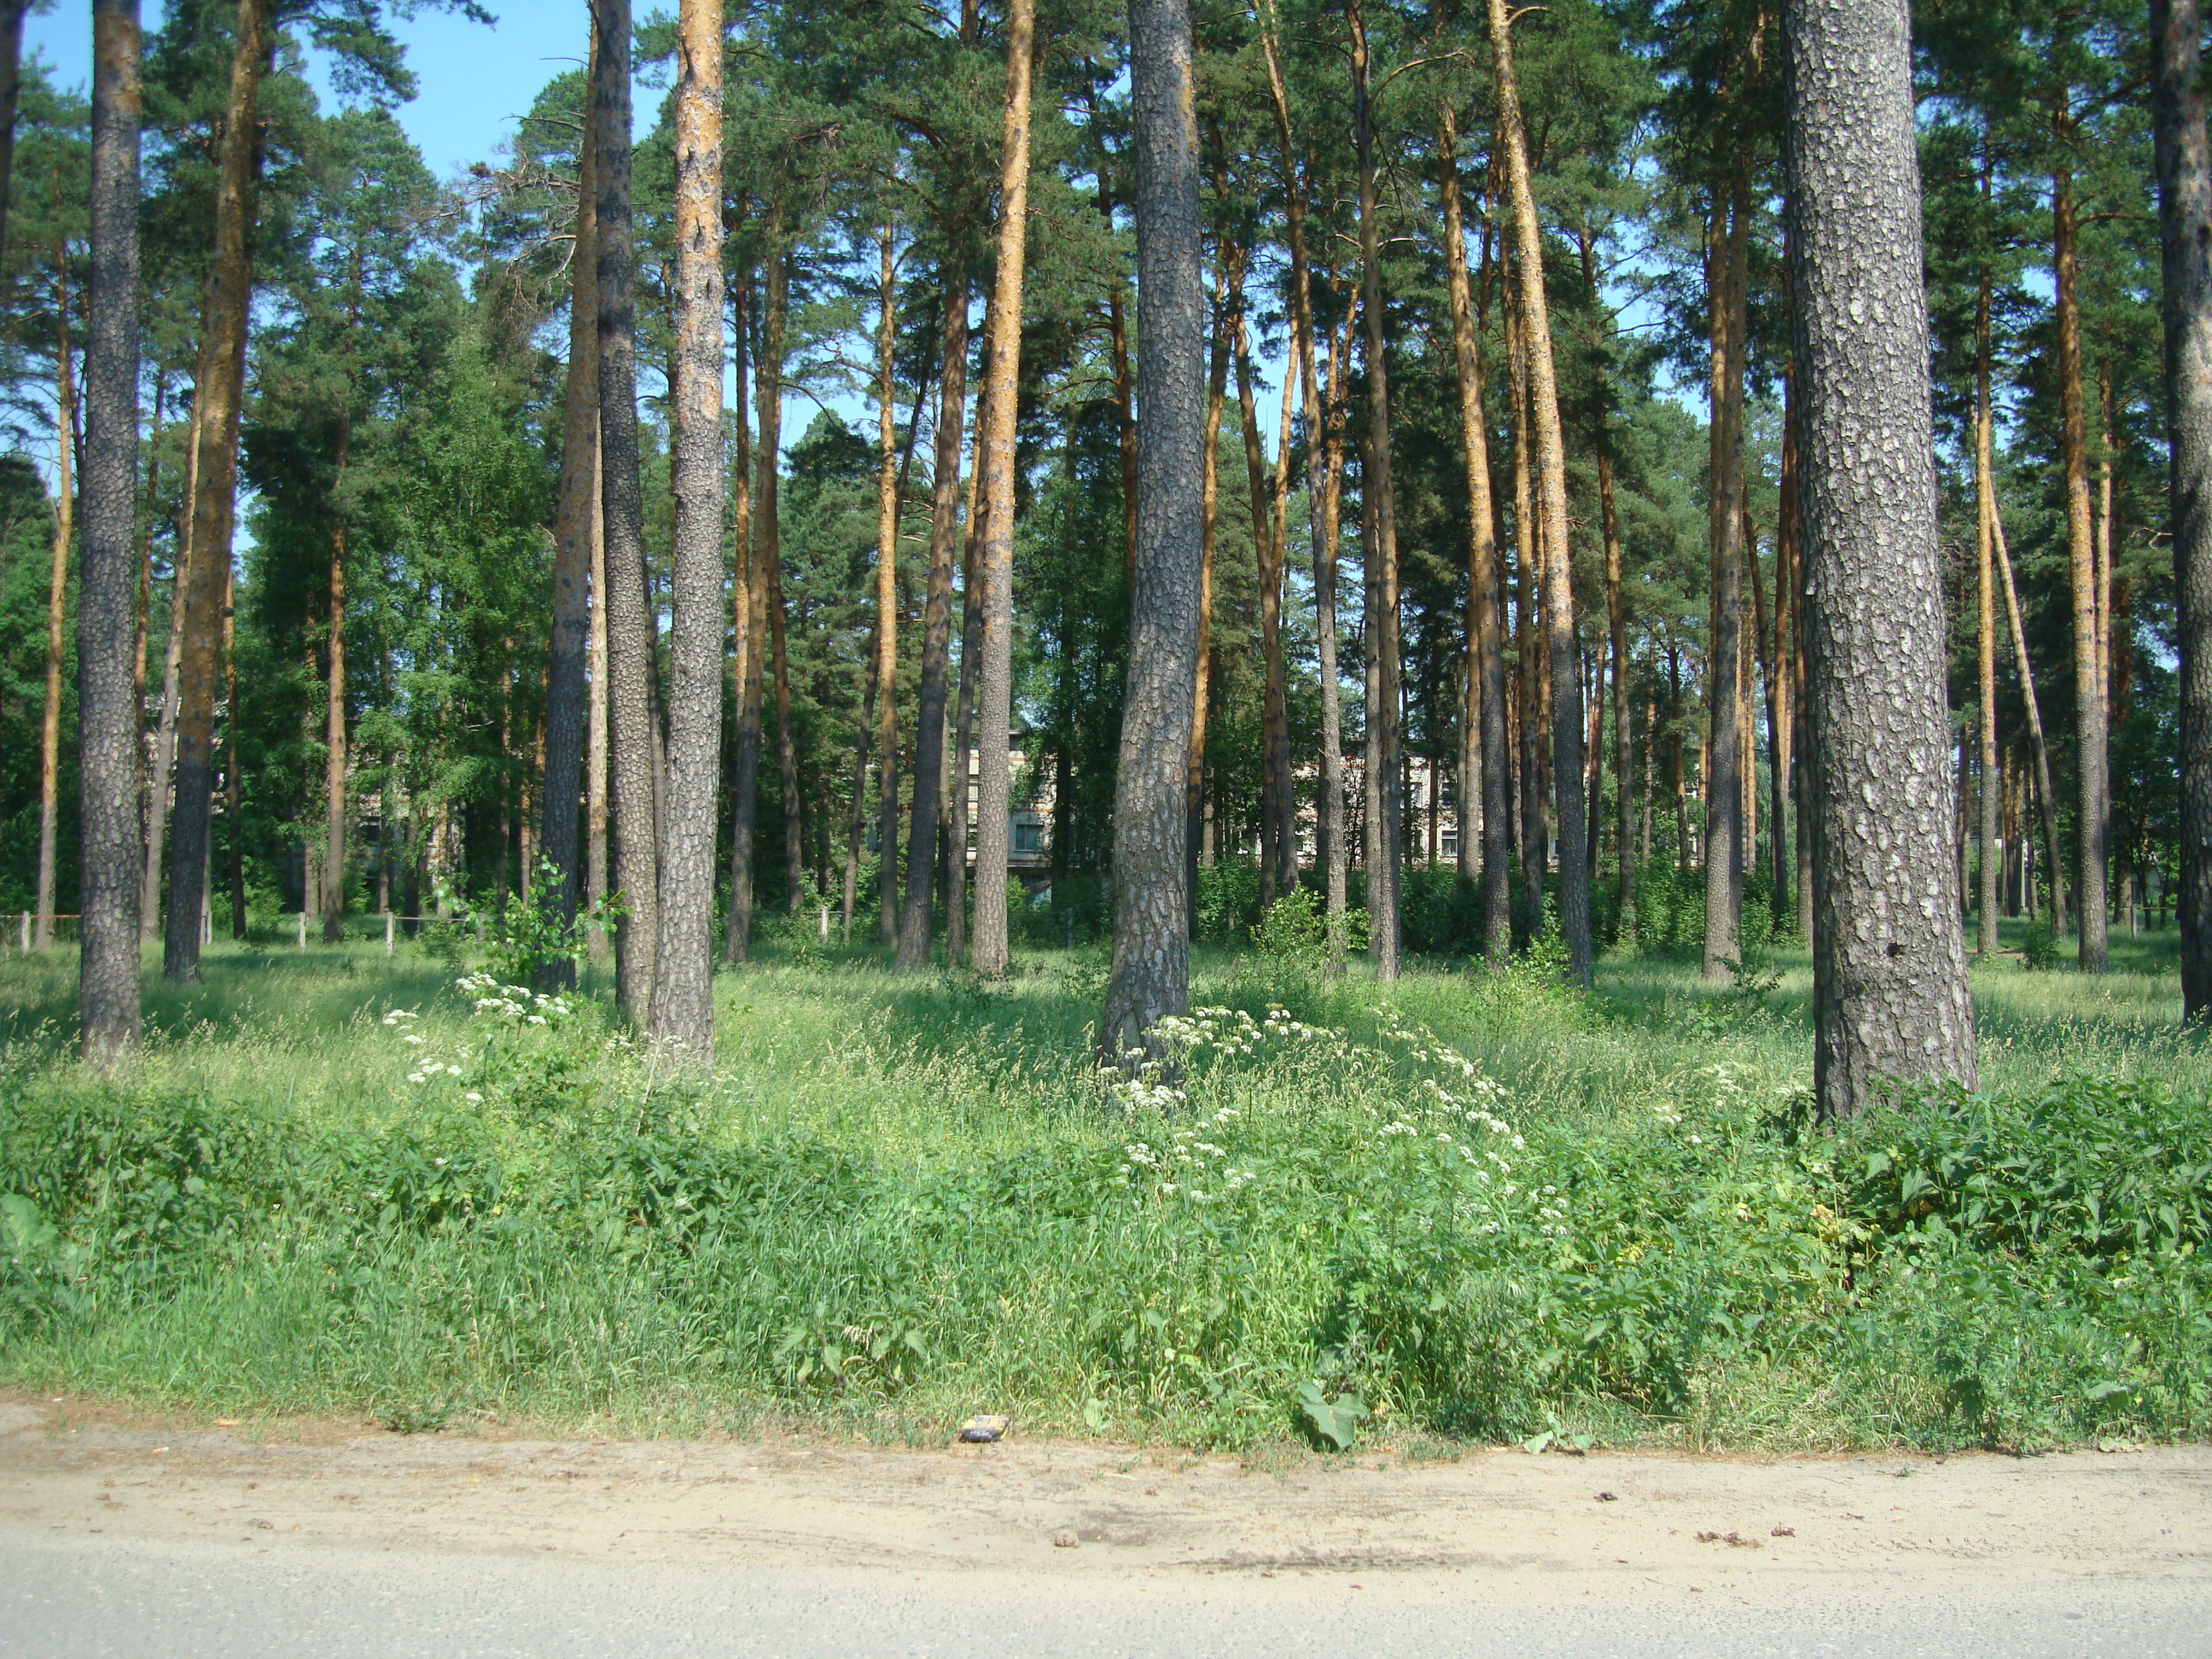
[26,2,585,179]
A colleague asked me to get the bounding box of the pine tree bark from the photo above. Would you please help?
[2152,0,2212,1020]
[1189,270,1225,934]
[1784,0,1976,1118]
[1353,0,1402,980]
[649,0,724,1062]
[1703,182,1749,980]
[81,0,143,1063]
[873,222,902,949]
[35,271,76,953]
[949,440,986,963]
[755,248,801,915]
[1974,266,2001,956]
[1437,102,1511,963]
[320,300,357,944]
[1600,445,1633,939]
[539,55,597,988]
[166,0,266,983]
[588,420,613,963]
[896,248,971,969]
[724,272,756,963]
[592,0,661,1022]
[141,395,191,944]
[1994,507,2067,928]
[1102,0,1203,1062]
[1231,253,1290,905]
[2052,165,2108,970]
[1490,0,1590,984]
[968,0,1034,977]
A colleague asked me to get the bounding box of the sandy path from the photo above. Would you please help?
[3,1394,2206,1598]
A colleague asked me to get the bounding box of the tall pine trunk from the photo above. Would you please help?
[319,296,357,944]
[592,0,661,1022]
[949,437,987,963]
[649,0,725,1061]
[1994,507,2067,928]
[1702,181,1749,980]
[140,392,192,943]
[755,247,800,915]
[1784,0,1976,1118]
[2152,0,2212,1019]
[588,419,612,962]
[166,0,266,983]
[1101,0,1203,1061]
[81,0,143,1063]
[1974,265,2001,956]
[968,0,1034,977]
[35,268,75,952]
[1352,0,1402,980]
[873,222,902,947]
[1438,102,1511,962]
[895,244,970,969]
[539,50,597,987]
[1490,0,1590,983]
[723,272,756,962]
[2053,166,2108,970]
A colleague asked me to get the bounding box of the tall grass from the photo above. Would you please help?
[2,925,2207,1452]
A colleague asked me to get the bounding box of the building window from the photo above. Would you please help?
[1012,821,1043,854]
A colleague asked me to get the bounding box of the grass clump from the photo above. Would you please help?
[0,930,2208,1453]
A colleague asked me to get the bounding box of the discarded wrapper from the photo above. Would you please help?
[958,1414,1010,1443]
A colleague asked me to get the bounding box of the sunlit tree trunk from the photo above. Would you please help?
[166,0,266,983]
[1101,0,1203,1061]
[1785,0,1976,1118]
[872,221,901,948]
[35,267,76,953]
[588,420,612,963]
[2053,165,2107,970]
[754,245,801,916]
[540,46,597,988]
[1702,181,1749,981]
[319,264,361,945]
[1490,0,1590,983]
[1994,508,2066,929]
[592,0,661,1021]
[2152,0,2212,1018]
[81,0,143,1063]
[724,273,756,963]
[1189,268,1225,933]
[949,431,985,963]
[649,0,725,1061]
[1974,266,2001,957]
[1353,0,1402,979]
[896,241,970,969]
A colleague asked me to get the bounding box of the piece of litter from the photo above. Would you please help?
[213,1418,240,1428]
[1694,1530,1761,1549]
[1051,1528,1079,1548]
[1771,1525,1795,1537]
[1596,1491,1618,1502]
[958,1415,1010,1444]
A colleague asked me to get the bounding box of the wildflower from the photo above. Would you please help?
[446,1064,463,1077]
[406,1072,427,1085]
[401,1034,423,1045]
[463,1092,484,1104]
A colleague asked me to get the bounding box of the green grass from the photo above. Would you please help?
[2,920,2208,1455]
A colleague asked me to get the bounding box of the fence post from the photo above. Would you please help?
[18,911,26,953]
[297,911,307,951]
[385,911,395,956]
[818,905,830,943]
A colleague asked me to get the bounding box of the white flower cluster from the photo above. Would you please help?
[1150,1005,1329,1059]
[454,971,576,1028]
[1100,1046,1189,1114]
[1375,1016,1569,1242]
[1117,1129,1257,1203]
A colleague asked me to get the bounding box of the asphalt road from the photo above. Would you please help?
[5,1527,2207,1659]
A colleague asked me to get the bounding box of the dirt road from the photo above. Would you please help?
[3,1397,2206,1656]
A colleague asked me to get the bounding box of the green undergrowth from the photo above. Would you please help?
[1,931,2208,1454]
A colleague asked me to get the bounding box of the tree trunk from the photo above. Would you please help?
[873,222,902,949]
[587,418,612,963]
[1601,445,1633,941]
[649,0,724,1062]
[1231,249,1291,906]
[896,243,971,969]
[1974,265,2001,956]
[1992,506,2067,930]
[968,0,1034,977]
[1353,0,1402,980]
[1703,181,1749,981]
[1189,266,1225,934]
[81,0,143,1062]
[539,49,597,987]
[2153,0,2212,1019]
[593,0,661,1022]
[35,269,76,953]
[1784,0,1976,1119]
[165,0,266,984]
[949,442,985,963]
[753,248,800,917]
[2052,166,2108,970]
[1317,292,1356,940]
[320,399,352,943]
[141,394,192,945]
[724,272,756,963]
[1490,0,1590,984]
[1102,0,1203,1061]
[1509,278,1540,938]
[1437,101,1512,964]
